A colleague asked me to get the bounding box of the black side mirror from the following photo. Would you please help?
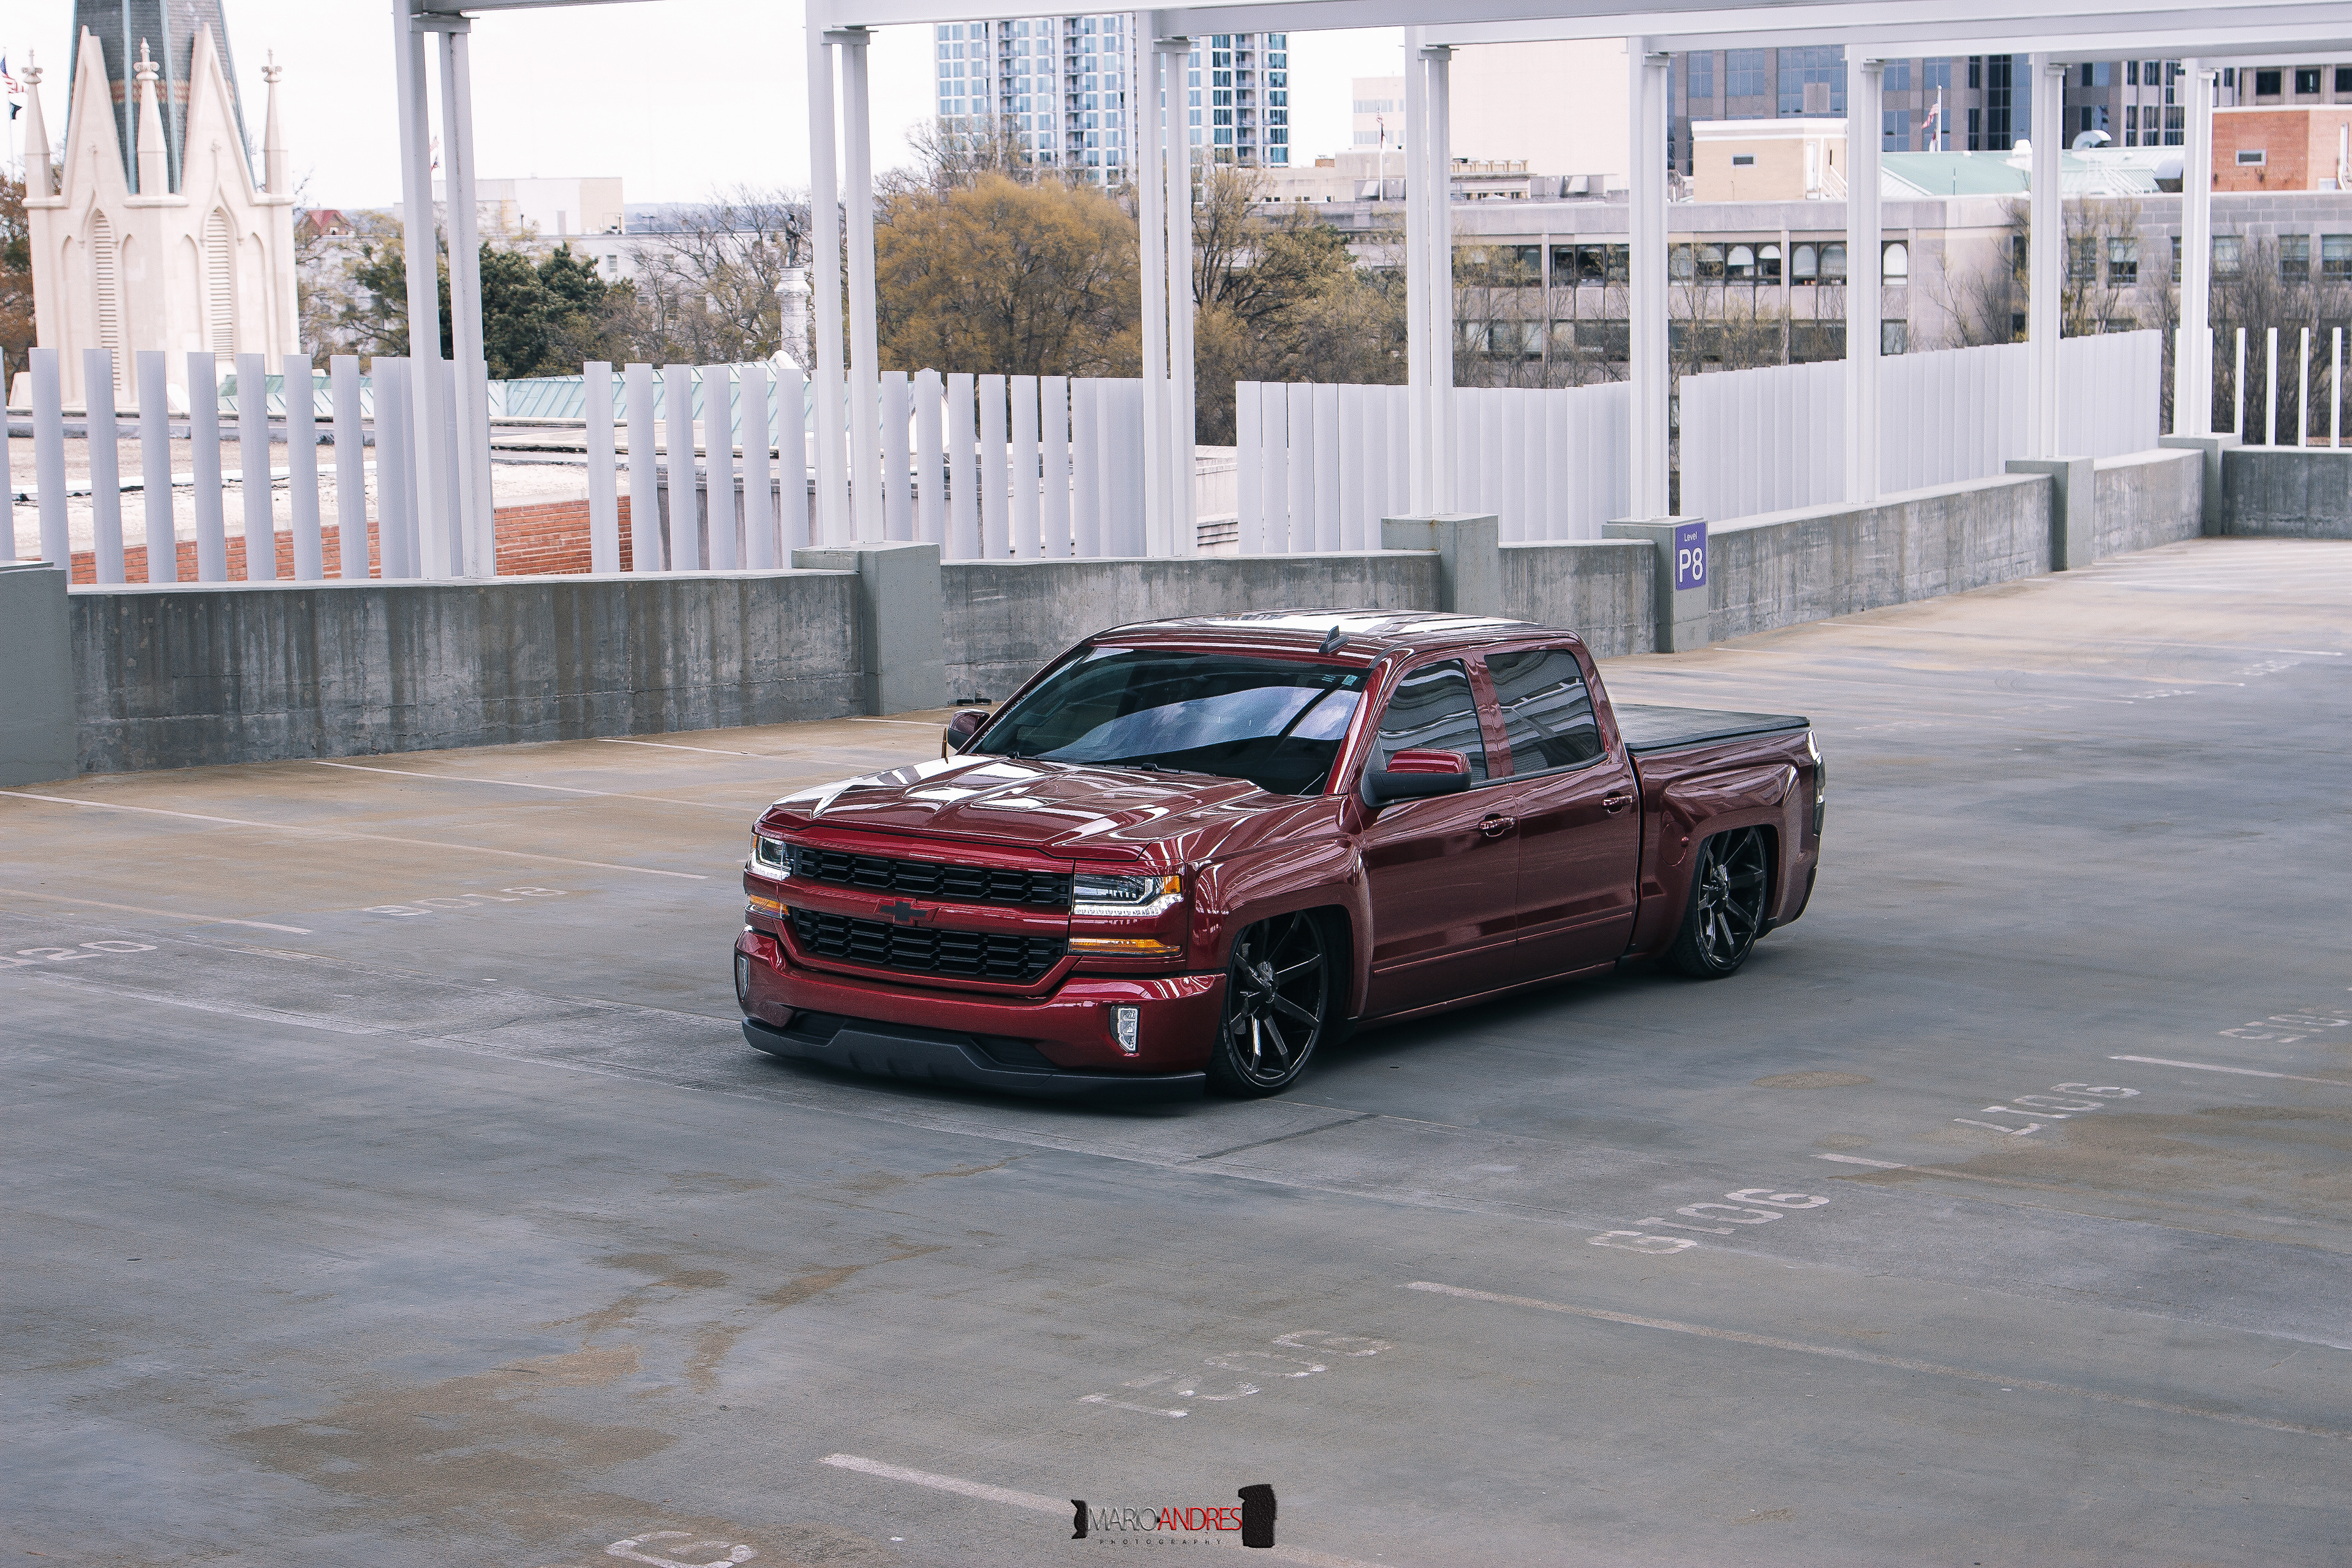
[941,708,990,759]
[1360,748,1474,807]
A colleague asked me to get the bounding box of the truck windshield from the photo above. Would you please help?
[974,649,1366,796]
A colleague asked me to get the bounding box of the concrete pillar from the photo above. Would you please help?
[393,2,451,578]
[1627,40,1672,521]
[2006,456,2094,570]
[791,540,946,715]
[805,22,850,545]
[2176,62,2216,435]
[839,29,883,544]
[1381,513,1500,617]
[1139,40,1172,557]
[1604,518,1709,652]
[2159,432,2239,534]
[2027,55,2065,459]
[0,563,75,786]
[1845,59,1884,505]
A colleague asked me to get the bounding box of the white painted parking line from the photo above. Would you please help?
[36,973,386,1035]
[314,760,744,812]
[848,718,949,728]
[1402,1282,2352,1438]
[2109,1055,2352,1087]
[818,1453,1394,1567]
[597,737,768,758]
[0,883,312,935]
[1816,1153,1908,1169]
[0,790,707,880]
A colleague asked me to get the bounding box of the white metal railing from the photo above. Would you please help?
[6,348,1172,581]
[1678,332,2166,524]
[1234,380,1632,549]
[2205,325,2348,449]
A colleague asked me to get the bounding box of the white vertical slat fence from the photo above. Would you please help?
[1680,331,2166,524]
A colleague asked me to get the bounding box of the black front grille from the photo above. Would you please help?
[785,845,1070,909]
[788,908,1067,986]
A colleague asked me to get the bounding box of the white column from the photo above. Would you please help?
[393,2,450,576]
[1137,40,1172,557]
[2027,55,2065,459]
[1845,58,1884,505]
[1164,40,1198,555]
[1627,40,1672,519]
[285,353,323,580]
[805,21,849,543]
[2176,61,2215,435]
[331,355,368,579]
[138,350,175,582]
[437,24,494,575]
[626,361,661,569]
[186,353,227,581]
[839,29,882,543]
[585,361,620,573]
[86,351,125,584]
[238,352,276,580]
[1420,46,1439,512]
[1403,31,1431,513]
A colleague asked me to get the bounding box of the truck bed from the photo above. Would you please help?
[1611,704,1811,755]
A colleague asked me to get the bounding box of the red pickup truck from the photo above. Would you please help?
[736,611,1823,1101]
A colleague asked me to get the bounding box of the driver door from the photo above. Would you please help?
[1359,658,1521,1016]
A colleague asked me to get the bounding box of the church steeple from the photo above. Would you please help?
[69,1,254,193]
[135,40,167,196]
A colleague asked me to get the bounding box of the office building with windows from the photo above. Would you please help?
[934,17,1291,181]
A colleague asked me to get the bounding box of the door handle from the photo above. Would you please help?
[1602,793,1634,813]
[1480,815,1516,839]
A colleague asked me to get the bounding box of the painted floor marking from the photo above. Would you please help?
[1402,1282,2352,1441]
[35,973,387,1035]
[596,737,769,758]
[1816,1153,1907,1169]
[2109,1054,2352,1087]
[0,789,708,880]
[848,718,950,728]
[314,759,745,812]
[818,1455,1393,1567]
[0,883,312,935]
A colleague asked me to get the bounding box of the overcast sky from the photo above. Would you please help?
[6,2,1404,208]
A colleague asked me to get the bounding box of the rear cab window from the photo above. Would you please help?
[1370,659,1490,782]
[1485,646,1605,776]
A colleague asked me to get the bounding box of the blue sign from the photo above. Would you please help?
[1673,520,1708,592]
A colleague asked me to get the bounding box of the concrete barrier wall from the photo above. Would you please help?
[2220,447,2352,538]
[1706,473,2053,641]
[1501,540,1656,657]
[72,571,861,775]
[943,552,1444,701]
[2095,449,2207,557]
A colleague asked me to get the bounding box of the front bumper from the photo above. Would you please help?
[744,1015,1205,1102]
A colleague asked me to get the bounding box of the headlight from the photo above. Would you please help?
[751,834,791,877]
[1071,870,1183,918]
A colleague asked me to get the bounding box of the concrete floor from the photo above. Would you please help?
[6,536,2350,1567]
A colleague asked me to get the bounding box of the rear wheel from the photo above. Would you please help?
[1667,827,1770,978]
[1206,911,1333,1098]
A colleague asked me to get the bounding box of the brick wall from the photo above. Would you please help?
[66,497,627,584]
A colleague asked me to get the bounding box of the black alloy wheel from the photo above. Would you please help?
[1668,827,1771,978]
[1207,911,1332,1097]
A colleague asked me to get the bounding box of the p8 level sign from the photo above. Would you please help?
[1673,520,1708,592]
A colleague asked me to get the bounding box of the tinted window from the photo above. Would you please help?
[975,649,1363,796]
[1487,647,1604,773]
[1371,660,1488,782]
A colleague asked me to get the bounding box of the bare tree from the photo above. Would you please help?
[888,116,1049,197]
[617,186,809,365]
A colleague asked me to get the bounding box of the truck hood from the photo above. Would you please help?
[760,754,1312,862]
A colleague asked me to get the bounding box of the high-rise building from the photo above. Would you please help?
[70,0,252,194]
[933,17,1292,182]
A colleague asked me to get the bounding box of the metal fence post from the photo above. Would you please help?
[137,351,175,582]
[664,364,700,570]
[331,356,368,579]
[86,350,126,584]
[186,353,227,582]
[31,347,68,567]
[285,355,323,579]
[584,360,620,574]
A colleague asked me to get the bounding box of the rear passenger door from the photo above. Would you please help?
[1483,645,1642,975]
[1358,658,1523,1016]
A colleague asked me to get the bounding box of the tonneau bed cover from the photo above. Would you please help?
[1612,704,1811,755]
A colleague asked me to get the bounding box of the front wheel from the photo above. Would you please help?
[1205,911,1333,1098]
[1667,827,1770,978]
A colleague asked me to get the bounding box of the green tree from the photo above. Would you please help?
[326,233,627,374]
[0,173,36,390]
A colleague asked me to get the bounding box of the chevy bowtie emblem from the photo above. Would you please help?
[876,899,929,925]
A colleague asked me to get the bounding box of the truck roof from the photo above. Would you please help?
[1093,609,1562,659]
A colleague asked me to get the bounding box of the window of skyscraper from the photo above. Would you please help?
[1725,50,1766,97]
[1688,51,1713,101]
[1777,47,1845,114]
[1883,60,1911,91]
[1923,59,1951,90]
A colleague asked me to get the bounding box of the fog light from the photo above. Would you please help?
[1112,1005,1140,1055]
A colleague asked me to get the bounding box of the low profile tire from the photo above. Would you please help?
[1205,911,1333,1098]
[1667,826,1770,979]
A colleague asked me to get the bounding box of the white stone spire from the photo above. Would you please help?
[21,54,50,197]
[262,50,286,196]
[135,40,167,196]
